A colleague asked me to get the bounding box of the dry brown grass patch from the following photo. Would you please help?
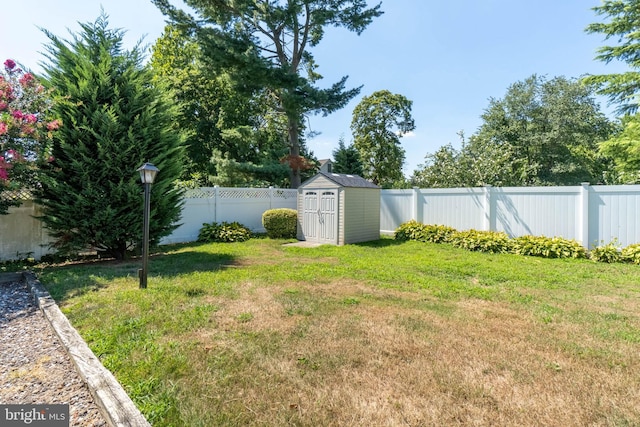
[164,281,640,426]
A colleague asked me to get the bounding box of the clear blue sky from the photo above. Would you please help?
[0,0,630,176]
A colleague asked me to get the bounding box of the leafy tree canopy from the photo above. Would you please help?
[585,0,640,114]
[599,113,640,183]
[413,75,616,188]
[0,60,59,213]
[152,0,382,188]
[351,90,415,187]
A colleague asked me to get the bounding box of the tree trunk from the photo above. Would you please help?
[288,115,302,189]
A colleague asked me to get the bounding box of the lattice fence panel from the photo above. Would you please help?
[183,188,217,199]
[1,189,32,201]
[272,189,298,199]
[219,188,270,199]
[183,187,297,200]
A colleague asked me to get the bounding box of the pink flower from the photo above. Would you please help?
[0,123,7,135]
[47,155,55,163]
[12,110,24,120]
[21,124,35,135]
[0,84,14,102]
[4,59,16,70]
[24,113,38,124]
[0,157,9,181]
[46,119,61,131]
[19,73,35,87]
[0,102,7,111]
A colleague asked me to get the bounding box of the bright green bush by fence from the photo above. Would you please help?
[262,208,297,239]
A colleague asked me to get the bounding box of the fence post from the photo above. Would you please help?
[579,183,590,249]
[412,187,420,221]
[214,185,219,223]
[483,185,493,231]
[269,186,274,209]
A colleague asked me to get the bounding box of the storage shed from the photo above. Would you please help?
[297,172,380,245]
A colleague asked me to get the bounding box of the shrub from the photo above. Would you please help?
[395,221,455,243]
[262,208,298,239]
[394,220,427,241]
[589,241,622,263]
[511,235,586,259]
[424,224,456,243]
[622,243,640,264]
[449,230,512,254]
[197,221,252,243]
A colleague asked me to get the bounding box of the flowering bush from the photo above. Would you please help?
[0,58,59,213]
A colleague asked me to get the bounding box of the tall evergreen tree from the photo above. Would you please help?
[152,0,382,188]
[585,0,640,114]
[332,136,363,176]
[36,15,185,260]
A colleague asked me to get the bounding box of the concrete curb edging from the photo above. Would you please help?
[22,271,151,427]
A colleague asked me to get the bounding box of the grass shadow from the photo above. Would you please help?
[39,249,238,302]
[353,237,405,248]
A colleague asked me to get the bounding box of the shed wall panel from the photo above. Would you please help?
[343,188,381,244]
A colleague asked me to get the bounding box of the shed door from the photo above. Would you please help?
[302,190,338,244]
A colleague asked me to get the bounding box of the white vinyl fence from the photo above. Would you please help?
[3,183,640,261]
[162,186,298,244]
[0,187,297,261]
[381,184,640,249]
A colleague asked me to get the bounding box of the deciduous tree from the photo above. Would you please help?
[599,113,640,183]
[471,75,614,186]
[0,59,59,213]
[413,76,615,188]
[351,90,415,187]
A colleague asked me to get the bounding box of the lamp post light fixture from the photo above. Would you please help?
[137,162,159,289]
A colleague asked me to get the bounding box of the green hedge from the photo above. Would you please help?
[262,208,298,239]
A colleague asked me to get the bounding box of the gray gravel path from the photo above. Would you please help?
[0,280,108,426]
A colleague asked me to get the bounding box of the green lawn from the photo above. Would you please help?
[38,237,640,426]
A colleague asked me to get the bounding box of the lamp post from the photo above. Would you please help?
[137,162,159,289]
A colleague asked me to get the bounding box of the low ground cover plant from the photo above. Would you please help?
[621,243,640,264]
[395,220,640,263]
[449,229,512,253]
[394,220,454,243]
[512,235,586,259]
[197,221,252,243]
[589,240,622,263]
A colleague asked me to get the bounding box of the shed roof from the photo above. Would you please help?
[303,172,379,189]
